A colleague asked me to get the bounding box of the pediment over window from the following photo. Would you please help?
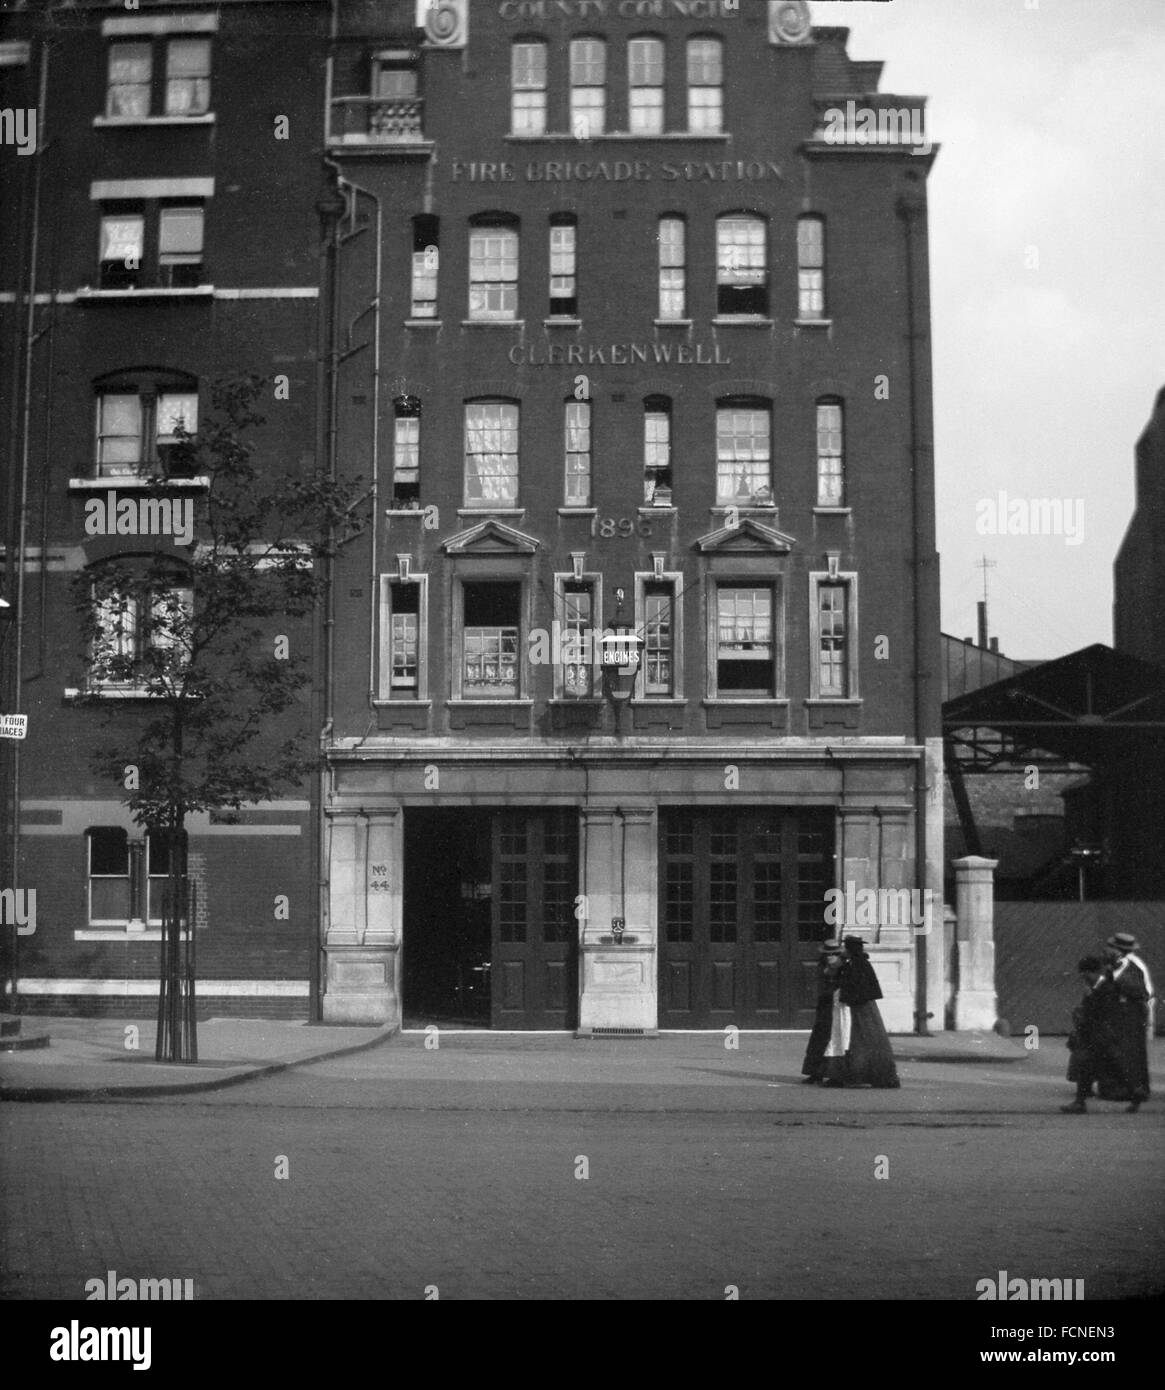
[694,518,797,553]
[442,519,540,555]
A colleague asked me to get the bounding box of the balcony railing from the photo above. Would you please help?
[329,96,427,146]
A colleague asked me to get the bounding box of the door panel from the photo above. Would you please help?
[659,808,835,1028]
[491,809,580,1029]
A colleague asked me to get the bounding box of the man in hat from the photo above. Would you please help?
[801,939,843,1084]
[1095,932,1153,1111]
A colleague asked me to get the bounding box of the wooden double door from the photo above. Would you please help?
[403,808,579,1029]
[658,808,835,1029]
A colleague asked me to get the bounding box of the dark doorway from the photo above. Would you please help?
[403,808,580,1029]
[403,810,493,1026]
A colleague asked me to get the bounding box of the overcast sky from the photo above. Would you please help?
[812,0,1165,659]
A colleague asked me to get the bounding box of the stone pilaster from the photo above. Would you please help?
[321,809,402,1026]
[577,806,658,1033]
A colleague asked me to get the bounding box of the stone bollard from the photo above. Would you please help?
[952,856,999,1031]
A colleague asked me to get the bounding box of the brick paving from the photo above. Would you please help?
[2,1035,1163,1301]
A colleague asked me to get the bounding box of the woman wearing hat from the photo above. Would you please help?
[829,936,901,1088]
[801,939,843,1084]
[1092,933,1153,1111]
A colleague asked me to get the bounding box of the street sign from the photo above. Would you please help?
[0,715,27,740]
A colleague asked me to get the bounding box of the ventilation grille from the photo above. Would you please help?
[590,1027,646,1037]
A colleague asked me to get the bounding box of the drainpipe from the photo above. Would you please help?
[899,171,935,1037]
[8,40,49,1010]
[321,159,384,718]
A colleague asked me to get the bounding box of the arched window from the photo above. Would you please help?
[798,215,826,319]
[87,559,194,692]
[410,214,439,320]
[511,39,547,135]
[468,216,519,320]
[549,214,578,317]
[392,396,421,507]
[658,216,686,320]
[564,396,591,507]
[716,214,768,317]
[687,36,723,133]
[93,368,199,479]
[816,398,845,506]
[464,399,520,507]
[644,395,672,504]
[629,36,665,134]
[570,37,606,137]
[715,398,771,505]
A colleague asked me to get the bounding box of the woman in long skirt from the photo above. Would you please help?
[823,935,900,1089]
[801,939,843,1083]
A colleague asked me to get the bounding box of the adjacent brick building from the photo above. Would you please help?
[1,0,330,1017]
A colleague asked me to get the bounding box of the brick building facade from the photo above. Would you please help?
[1,0,330,1017]
[319,0,944,1031]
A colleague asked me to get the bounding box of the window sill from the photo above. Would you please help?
[813,506,851,516]
[804,698,862,706]
[457,508,526,518]
[76,286,215,302]
[328,136,436,155]
[385,507,431,517]
[93,114,216,128]
[461,318,524,328]
[404,318,441,329]
[372,699,433,709]
[712,316,774,328]
[559,507,597,517]
[639,505,676,516]
[448,699,533,708]
[712,503,776,513]
[544,317,582,328]
[70,476,210,491]
[631,698,686,707]
[654,318,693,328]
[794,318,833,329]
[549,698,604,707]
[75,930,191,942]
[703,699,789,707]
[66,686,167,701]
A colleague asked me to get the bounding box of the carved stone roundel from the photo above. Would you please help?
[770,0,812,45]
[425,1,465,46]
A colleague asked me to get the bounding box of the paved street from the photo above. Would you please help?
[3,1034,1163,1301]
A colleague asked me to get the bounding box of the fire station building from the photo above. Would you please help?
[320,0,944,1031]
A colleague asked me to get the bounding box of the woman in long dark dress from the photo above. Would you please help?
[826,935,900,1089]
[801,939,843,1083]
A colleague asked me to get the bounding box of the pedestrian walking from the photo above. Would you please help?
[817,935,901,1089]
[1061,955,1107,1113]
[1096,933,1153,1111]
[801,939,843,1084]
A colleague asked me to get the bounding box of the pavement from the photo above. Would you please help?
[0,1011,1053,1103]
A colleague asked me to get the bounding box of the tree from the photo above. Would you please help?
[74,375,364,1061]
